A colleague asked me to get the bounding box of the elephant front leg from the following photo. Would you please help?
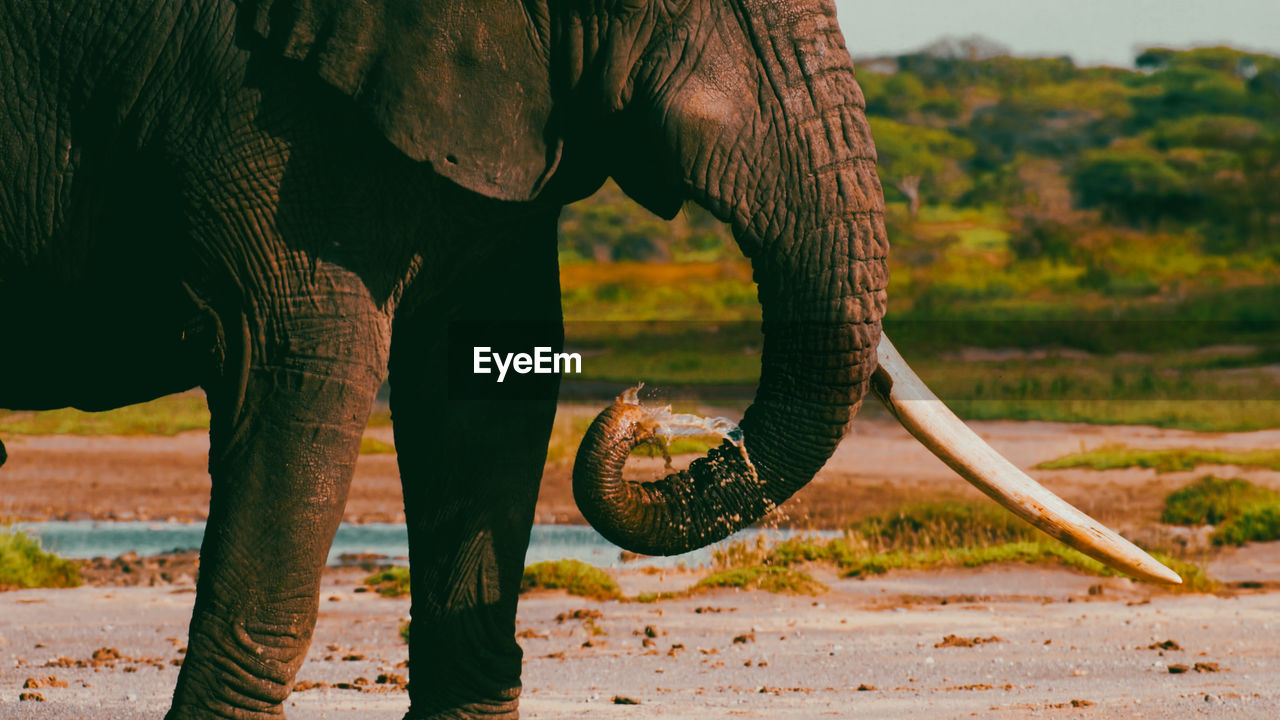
[391,241,563,719]
[394,385,558,719]
[168,309,388,719]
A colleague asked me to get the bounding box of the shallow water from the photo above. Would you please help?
[14,521,838,568]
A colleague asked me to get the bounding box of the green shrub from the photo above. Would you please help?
[694,565,826,595]
[766,536,862,567]
[851,501,1038,551]
[0,529,81,590]
[1213,504,1280,546]
[521,559,621,600]
[1041,445,1280,473]
[1161,476,1280,526]
[364,567,411,597]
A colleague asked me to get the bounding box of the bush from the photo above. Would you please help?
[364,567,411,597]
[521,559,621,600]
[0,530,81,590]
[851,502,1038,551]
[1213,505,1280,546]
[694,566,826,595]
[1161,476,1280,526]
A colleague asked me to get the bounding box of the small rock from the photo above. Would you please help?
[733,634,755,644]
[1168,664,1189,674]
[612,695,640,705]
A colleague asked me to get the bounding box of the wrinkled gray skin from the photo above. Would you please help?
[0,0,886,717]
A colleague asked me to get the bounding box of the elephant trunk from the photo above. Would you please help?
[573,78,887,554]
[570,0,1179,584]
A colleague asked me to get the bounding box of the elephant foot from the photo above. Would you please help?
[404,693,519,720]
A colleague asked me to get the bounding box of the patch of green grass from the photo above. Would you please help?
[0,395,211,436]
[850,501,1038,551]
[1214,505,1280,546]
[761,536,863,568]
[953,400,1280,434]
[0,394,402,438]
[521,559,621,600]
[364,567,411,597]
[1040,445,1280,473]
[1161,476,1280,526]
[706,502,1214,591]
[694,565,827,595]
[0,529,81,590]
[840,541,1103,577]
[1158,476,1280,547]
[630,591,685,603]
[836,542,1215,592]
[359,436,396,455]
[399,621,411,644]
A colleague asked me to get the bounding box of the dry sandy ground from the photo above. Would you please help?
[5,406,1280,530]
[2,563,1280,719]
[4,409,1280,717]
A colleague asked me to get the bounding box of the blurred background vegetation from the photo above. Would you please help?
[553,40,1280,430]
[561,40,1280,323]
[3,41,1279,436]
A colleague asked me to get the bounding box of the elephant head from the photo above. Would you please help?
[241,0,1177,585]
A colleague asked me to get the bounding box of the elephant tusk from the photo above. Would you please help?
[870,334,1181,585]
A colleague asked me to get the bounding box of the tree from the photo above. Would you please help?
[868,118,975,216]
[1072,149,1195,227]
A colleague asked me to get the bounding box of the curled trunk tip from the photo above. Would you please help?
[572,386,765,556]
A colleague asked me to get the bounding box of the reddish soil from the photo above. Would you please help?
[4,405,1280,532]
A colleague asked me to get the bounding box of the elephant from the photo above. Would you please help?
[0,0,1177,717]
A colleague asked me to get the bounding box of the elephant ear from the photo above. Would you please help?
[243,0,560,201]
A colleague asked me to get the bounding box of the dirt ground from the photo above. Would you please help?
[4,404,1280,531]
[2,562,1280,719]
[5,406,1280,717]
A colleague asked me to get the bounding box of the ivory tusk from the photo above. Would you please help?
[870,334,1181,585]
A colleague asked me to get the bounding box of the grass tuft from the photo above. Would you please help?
[1161,476,1280,526]
[364,567,411,597]
[0,529,81,590]
[1213,505,1280,547]
[694,565,826,595]
[0,395,211,436]
[851,502,1039,551]
[707,502,1215,592]
[1040,445,1280,474]
[521,559,621,600]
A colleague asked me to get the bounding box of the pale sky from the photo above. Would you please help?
[834,0,1280,68]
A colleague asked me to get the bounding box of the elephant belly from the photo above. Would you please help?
[0,279,214,412]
